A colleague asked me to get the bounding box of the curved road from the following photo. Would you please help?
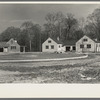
[0,55,88,63]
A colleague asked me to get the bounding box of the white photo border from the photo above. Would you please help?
[0,1,100,98]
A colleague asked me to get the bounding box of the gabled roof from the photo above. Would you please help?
[0,42,9,48]
[51,38,62,44]
[63,40,77,46]
[79,35,100,43]
[76,35,95,43]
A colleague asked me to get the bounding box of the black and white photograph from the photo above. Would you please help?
[0,2,100,83]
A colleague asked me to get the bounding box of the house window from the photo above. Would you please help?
[11,46,16,49]
[87,44,91,48]
[83,38,88,42]
[59,45,60,48]
[48,40,51,43]
[51,45,54,49]
[80,44,84,48]
[46,45,49,49]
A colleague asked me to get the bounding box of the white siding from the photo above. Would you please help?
[42,38,58,52]
[76,35,95,53]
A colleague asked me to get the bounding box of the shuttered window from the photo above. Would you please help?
[51,45,54,49]
[80,44,84,48]
[46,45,49,49]
[11,46,16,49]
[87,44,91,48]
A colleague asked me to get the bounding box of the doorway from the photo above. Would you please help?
[73,46,76,50]
[0,48,3,52]
[66,46,70,51]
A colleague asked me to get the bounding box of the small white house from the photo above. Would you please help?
[76,35,100,53]
[42,37,63,53]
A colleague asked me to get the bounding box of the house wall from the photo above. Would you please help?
[7,38,20,53]
[95,43,100,52]
[3,47,8,52]
[61,46,66,52]
[76,35,95,53]
[57,44,63,52]
[42,38,63,52]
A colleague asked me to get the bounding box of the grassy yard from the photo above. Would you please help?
[0,52,84,60]
[0,53,100,83]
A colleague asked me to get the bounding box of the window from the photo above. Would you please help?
[11,46,16,50]
[59,45,60,48]
[46,45,49,49]
[51,45,54,49]
[87,44,91,48]
[80,44,84,48]
[83,38,88,42]
[48,40,51,43]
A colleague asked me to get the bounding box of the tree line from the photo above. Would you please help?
[0,7,100,52]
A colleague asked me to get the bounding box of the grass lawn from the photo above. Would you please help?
[0,52,84,60]
[0,53,99,83]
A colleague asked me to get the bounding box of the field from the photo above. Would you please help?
[0,52,100,83]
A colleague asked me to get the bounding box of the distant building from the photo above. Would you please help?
[76,35,100,53]
[42,37,63,53]
[42,35,100,53]
[0,38,20,53]
[42,37,77,53]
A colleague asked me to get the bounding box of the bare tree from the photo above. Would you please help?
[63,13,78,40]
[20,21,34,52]
[85,8,100,39]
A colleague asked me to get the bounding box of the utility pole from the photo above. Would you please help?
[29,40,31,52]
[39,32,41,52]
[29,30,32,52]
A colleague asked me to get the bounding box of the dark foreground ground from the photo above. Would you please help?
[0,53,99,83]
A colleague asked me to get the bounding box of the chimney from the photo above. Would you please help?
[57,37,59,41]
[15,40,17,43]
[94,38,97,41]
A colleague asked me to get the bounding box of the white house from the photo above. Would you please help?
[76,35,100,53]
[42,37,63,53]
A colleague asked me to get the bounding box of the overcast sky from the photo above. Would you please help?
[0,4,99,33]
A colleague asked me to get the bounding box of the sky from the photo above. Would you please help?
[0,4,99,33]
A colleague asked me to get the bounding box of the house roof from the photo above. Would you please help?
[63,40,77,46]
[94,40,100,43]
[50,37,62,44]
[80,35,100,43]
[76,35,95,43]
[0,42,9,48]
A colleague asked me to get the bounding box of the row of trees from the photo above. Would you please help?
[0,7,100,52]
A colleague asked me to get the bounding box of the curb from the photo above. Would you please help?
[0,55,88,63]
